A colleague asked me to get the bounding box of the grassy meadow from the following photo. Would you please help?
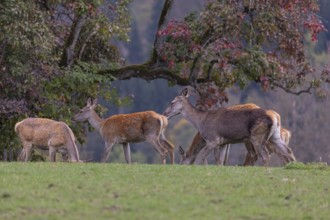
[0,162,329,220]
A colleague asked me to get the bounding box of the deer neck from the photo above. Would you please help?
[88,111,104,131]
[181,101,206,131]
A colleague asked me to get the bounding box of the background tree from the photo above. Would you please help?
[0,0,131,159]
[101,0,329,109]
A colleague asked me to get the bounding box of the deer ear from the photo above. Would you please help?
[180,88,189,97]
[87,98,93,107]
[91,98,98,108]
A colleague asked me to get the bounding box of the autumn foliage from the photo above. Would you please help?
[156,0,327,108]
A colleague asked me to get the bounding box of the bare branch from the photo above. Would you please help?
[272,82,313,95]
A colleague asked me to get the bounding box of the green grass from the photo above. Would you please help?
[0,163,329,220]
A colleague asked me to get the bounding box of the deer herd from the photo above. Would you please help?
[14,88,296,166]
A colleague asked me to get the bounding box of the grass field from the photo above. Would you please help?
[0,162,329,220]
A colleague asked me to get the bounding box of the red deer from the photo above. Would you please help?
[164,88,296,165]
[241,109,292,166]
[180,106,293,165]
[179,127,291,165]
[15,118,81,162]
[73,98,174,164]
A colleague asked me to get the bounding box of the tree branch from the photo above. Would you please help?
[0,38,8,66]
[59,15,86,67]
[95,0,185,86]
[206,60,217,80]
[78,25,99,61]
[97,63,208,86]
[149,0,174,64]
[188,56,201,88]
[272,82,313,95]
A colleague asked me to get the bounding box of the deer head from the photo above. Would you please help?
[73,98,98,122]
[163,88,190,118]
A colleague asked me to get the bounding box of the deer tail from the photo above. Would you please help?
[63,123,80,162]
[267,114,279,141]
[14,121,23,133]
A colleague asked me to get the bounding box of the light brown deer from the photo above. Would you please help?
[164,88,296,165]
[73,98,174,164]
[15,118,81,162]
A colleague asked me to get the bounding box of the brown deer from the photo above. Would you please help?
[179,127,291,165]
[180,104,292,166]
[178,103,260,165]
[15,118,81,162]
[244,109,293,165]
[240,109,292,166]
[73,98,174,164]
[164,88,296,165]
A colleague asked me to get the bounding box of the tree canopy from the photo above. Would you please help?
[0,0,131,151]
[101,0,329,109]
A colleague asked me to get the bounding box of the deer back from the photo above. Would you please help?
[15,118,80,161]
[15,118,61,145]
[15,118,76,148]
[100,111,163,143]
[201,108,273,141]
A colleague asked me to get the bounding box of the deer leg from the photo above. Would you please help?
[49,146,56,162]
[159,137,175,164]
[101,141,115,163]
[250,122,271,166]
[250,137,270,166]
[19,142,32,162]
[25,147,33,162]
[265,142,287,165]
[268,127,295,164]
[215,144,231,165]
[195,141,217,165]
[269,137,296,164]
[223,144,230,165]
[214,147,220,165]
[243,142,258,166]
[149,140,168,165]
[59,149,69,162]
[194,147,209,165]
[17,150,25,161]
[122,143,131,164]
[18,147,28,161]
